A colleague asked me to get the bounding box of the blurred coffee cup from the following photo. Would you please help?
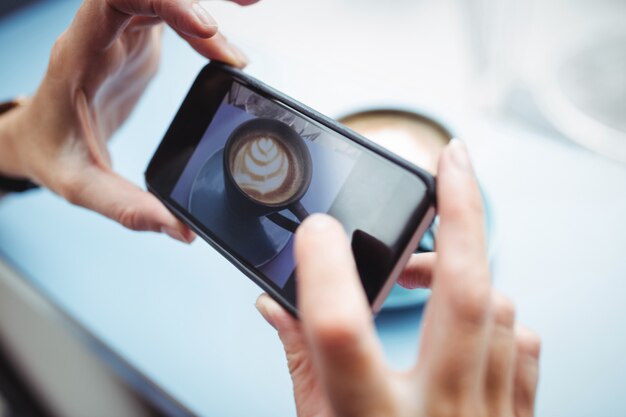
[338,107,493,310]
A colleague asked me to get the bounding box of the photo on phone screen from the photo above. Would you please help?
[152,68,434,308]
[170,82,366,288]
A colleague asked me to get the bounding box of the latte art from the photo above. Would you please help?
[231,134,298,204]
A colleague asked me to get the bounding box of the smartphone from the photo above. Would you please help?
[145,62,436,316]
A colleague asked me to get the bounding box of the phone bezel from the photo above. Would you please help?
[145,62,436,316]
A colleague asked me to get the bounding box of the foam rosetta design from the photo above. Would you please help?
[232,136,291,199]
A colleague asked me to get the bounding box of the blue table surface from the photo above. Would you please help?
[2,1,626,416]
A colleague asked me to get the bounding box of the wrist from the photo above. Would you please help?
[0,98,31,180]
[0,98,41,194]
[0,88,74,190]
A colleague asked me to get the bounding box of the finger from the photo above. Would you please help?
[86,27,164,137]
[417,140,492,400]
[104,0,218,38]
[179,31,249,67]
[128,16,164,30]
[484,292,517,417]
[256,293,305,364]
[435,139,488,285]
[255,294,330,416]
[513,325,541,417]
[59,165,195,243]
[295,214,390,417]
[66,0,218,60]
[396,252,436,289]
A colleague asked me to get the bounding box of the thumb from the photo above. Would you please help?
[59,166,195,243]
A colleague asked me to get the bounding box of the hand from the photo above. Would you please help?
[256,140,541,417]
[0,0,257,242]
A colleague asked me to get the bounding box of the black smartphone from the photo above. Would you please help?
[145,62,436,316]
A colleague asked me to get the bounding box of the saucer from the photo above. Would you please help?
[189,149,292,268]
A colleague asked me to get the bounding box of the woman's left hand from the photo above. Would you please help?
[0,0,257,242]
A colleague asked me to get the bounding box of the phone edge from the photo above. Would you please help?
[371,206,436,314]
[203,62,437,203]
[145,61,438,317]
[147,184,300,317]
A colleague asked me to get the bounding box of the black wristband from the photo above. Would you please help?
[0,175,39,193]
[0,98,39,193]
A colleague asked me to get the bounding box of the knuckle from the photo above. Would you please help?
[56,172,84,206]
[309,313,361,356]
[492,292,516,328]
[285,349,311,379]
[437,257,492,326]
[425,399,487,417]
[151,0,165,15]
[513,366,539,417]
[514,398,536,417]
[155,0,178,21]
[48,31,70,75]
[50,32,66,57]
[446,275,492,325]
[454,286,491,325]
[116,205,143,231]
[516,327,542,359]
[487,405,515,417]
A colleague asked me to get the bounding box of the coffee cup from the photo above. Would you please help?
[223,118,312,232]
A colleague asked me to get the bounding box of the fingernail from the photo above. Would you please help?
[302,213,337,233]
[255,295,277,329]
[448,138,472,172]
[161,226,190,244]
[192,2,218,29]
[229,43,249,67]
[185,230,198,244]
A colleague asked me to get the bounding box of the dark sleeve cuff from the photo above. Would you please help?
[0,176,39,193]
[0,98,38,194]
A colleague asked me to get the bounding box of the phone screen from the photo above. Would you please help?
[154,70,431,306]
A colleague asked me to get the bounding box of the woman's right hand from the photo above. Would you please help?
[0,0,257,242]
[256,140,541,417]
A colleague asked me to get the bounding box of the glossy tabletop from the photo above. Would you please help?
[1,1,626,416]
